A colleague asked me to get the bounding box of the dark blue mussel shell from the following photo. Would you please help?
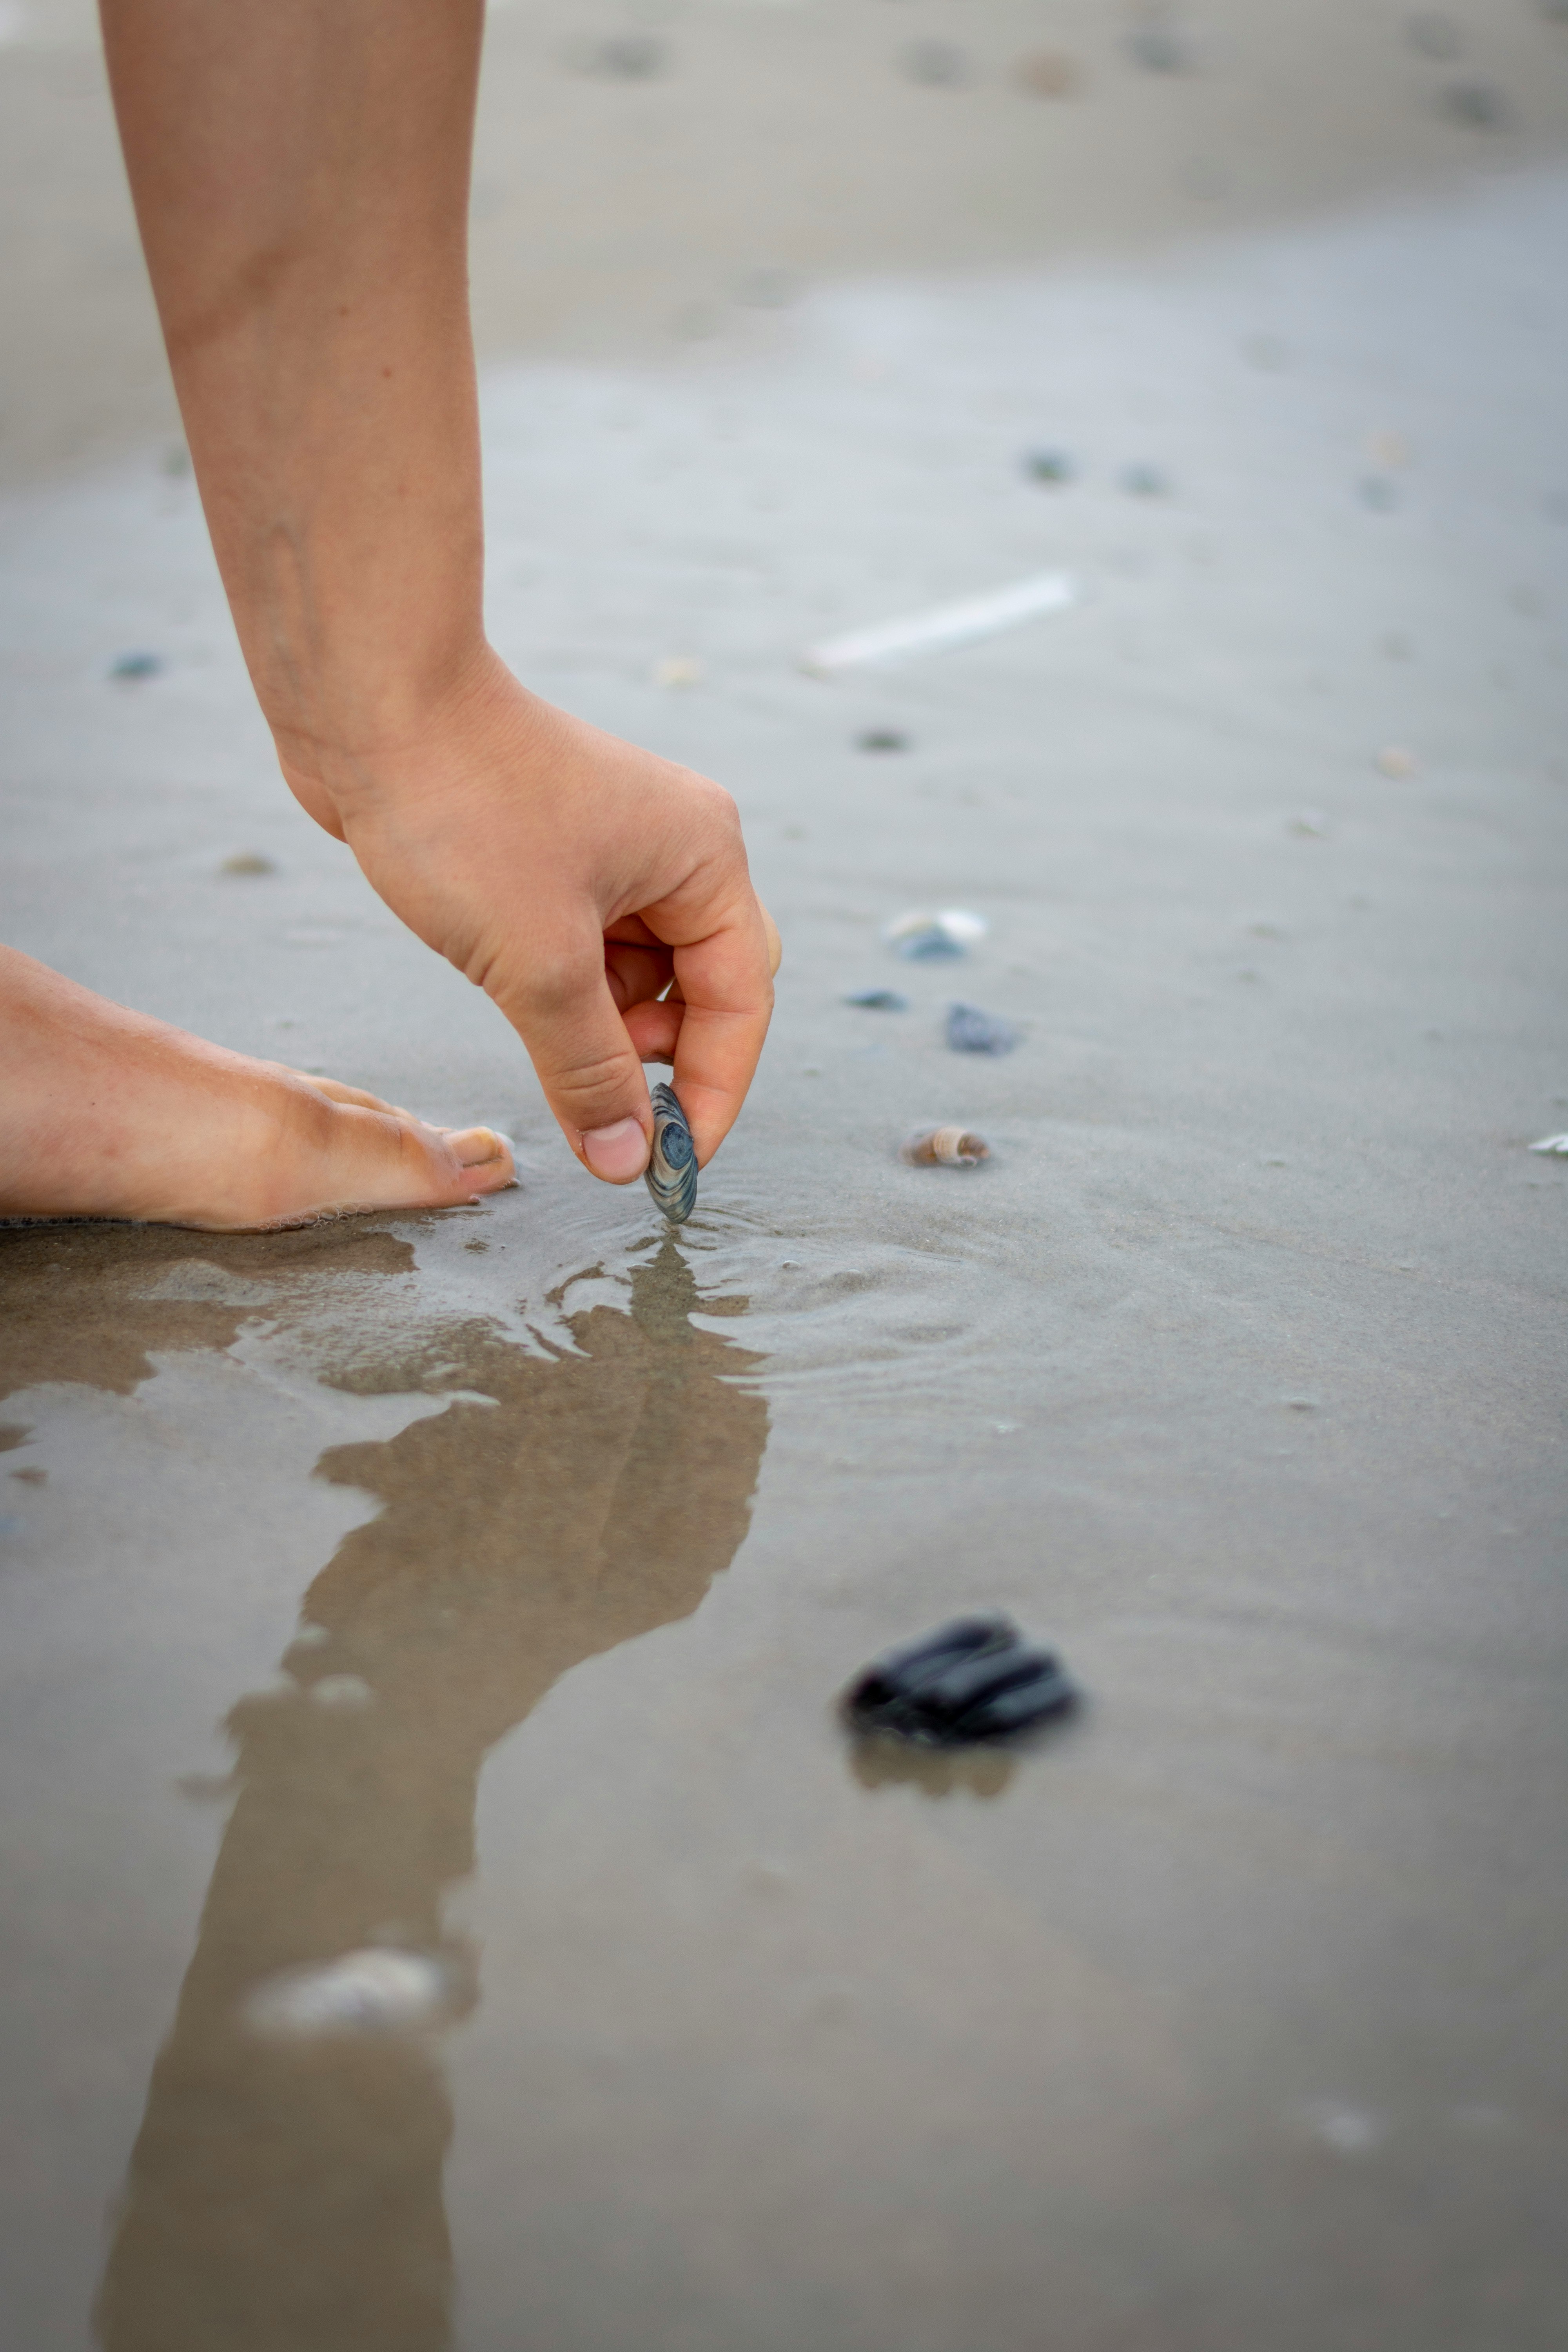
[645,1082,698,1224]
[842,1613,1078,1747]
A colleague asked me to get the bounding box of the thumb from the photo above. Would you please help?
[498,936,652,1184]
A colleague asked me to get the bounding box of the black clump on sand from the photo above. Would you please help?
[842,1614,1079,1747]
[846,989,908,1011]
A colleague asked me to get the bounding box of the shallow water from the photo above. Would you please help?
[3,172,1568,2347]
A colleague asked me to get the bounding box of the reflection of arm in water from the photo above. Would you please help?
[96,1247,768,2352]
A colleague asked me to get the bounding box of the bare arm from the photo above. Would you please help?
[99,0,775,1181]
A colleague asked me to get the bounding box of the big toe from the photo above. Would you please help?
[259,1098,515,1227]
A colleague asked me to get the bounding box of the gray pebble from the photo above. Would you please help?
[901,40,968,87]
[1440,81,1512,128]
[1406,13,1462,58]
[1128,25,1192,73]
[1022,448,1075,486]
[946,1003,1020,1056]
[587,32,666,80]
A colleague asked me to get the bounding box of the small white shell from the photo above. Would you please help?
[242,1948,453,2040]
[1528,1133,1568,1156]
[310,1673,374,1710]
[902,1125,990,1167]
[882,907,989,953]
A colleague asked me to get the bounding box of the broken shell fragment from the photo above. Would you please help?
[902,1125,989,1167]
[1528,1133,1568,1155]
[645,1081,698,1224]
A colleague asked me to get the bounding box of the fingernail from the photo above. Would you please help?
[450,1126,509,1169]
[583,1116,650,1181]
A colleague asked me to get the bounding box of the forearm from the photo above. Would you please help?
[99,0,488,798]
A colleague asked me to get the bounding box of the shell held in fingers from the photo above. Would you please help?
[645,1082,698,1223]
[902,1125,989,1168]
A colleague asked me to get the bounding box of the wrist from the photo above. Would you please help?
[266,635,504,828]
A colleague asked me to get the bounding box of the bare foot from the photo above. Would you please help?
[0,947,514,1232]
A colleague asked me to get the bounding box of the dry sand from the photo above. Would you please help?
[2,4,1568,2348]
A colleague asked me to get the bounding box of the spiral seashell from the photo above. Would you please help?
[902,1125,989,1167]
[645,1082,698,1223]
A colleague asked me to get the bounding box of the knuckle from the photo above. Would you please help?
[541,1048,642,1112]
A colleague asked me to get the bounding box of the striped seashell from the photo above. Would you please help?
[902,1125,989,1167]
[645,1082,698,1223]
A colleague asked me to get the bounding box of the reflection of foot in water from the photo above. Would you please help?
[0,944,514,1231]
[86,1238,766,2352]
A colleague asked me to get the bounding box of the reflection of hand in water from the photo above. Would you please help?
[91,1238,767,2352]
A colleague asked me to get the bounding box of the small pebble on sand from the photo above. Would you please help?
[857,728,910,752]
[1022,448,1075,486]
[1440,81,1512,129]
[1121,462,1170,498]
[582,32,666,79]
[846,989,908,1011]
[1406,13,1463,60]
[1128,24,1193,74]
[1376,744,1419,779]
[735,266,798,309]
[220,851,277,877]
[946,1003,1020,1056]
[900,40,968,87]
[1014,50,1080,98]
[110,651,162,681]
[652,655,702,689]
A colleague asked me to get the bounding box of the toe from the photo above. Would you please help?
[445,1127,516,1192]
[251,1093,516,1227]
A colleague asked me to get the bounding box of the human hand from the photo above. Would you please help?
[278,651,779,1185]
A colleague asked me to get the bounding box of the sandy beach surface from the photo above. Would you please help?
[2,4,1567,2348]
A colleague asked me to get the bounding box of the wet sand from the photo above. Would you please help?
[3,5,1568,2349]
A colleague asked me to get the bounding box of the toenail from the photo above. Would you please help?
[582,1116,651,1181]
[450,1126,509,1167]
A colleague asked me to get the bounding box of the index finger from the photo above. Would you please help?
[667,895,777,1165]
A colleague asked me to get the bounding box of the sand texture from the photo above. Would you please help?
[2,7,1568,2349]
